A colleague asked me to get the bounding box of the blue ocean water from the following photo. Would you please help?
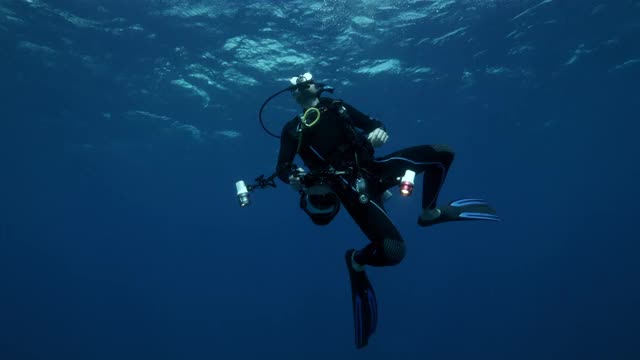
[1,0,639,359]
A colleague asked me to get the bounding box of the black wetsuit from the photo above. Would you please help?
[276,97,455,267]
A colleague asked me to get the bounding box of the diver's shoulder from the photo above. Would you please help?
[319,97,349,108]
[281,117,299,133]
[319,96,334,102]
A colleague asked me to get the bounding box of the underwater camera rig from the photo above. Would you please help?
[235,168,416,207]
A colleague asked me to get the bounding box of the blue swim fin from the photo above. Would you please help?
[418,198,500,227]
[345,250,377,349]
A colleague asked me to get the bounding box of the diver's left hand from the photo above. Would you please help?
[368,128,389,147]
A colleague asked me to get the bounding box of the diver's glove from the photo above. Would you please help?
[288,168,306,192]
[368,128,389,147]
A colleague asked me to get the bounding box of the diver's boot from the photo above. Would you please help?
[350,249,365,272]
[418,199,500,227]
[418,207,441,224]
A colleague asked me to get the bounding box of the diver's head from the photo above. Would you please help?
[289,72,320,109]
[258,72,334,139]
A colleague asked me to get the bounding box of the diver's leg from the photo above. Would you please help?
[337,187,406,268]
[372,145,499,226]
[372,144,455,211]
[337,189,391,349]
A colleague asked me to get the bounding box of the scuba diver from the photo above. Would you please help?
[236,72,500,349]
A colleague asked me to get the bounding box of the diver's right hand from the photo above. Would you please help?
[288,168,306,192]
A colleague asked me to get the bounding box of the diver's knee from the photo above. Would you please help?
[431,144,455,164]
[432,144,454,155]
[382,238,406,266]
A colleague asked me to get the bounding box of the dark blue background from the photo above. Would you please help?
[1,1,639,359]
